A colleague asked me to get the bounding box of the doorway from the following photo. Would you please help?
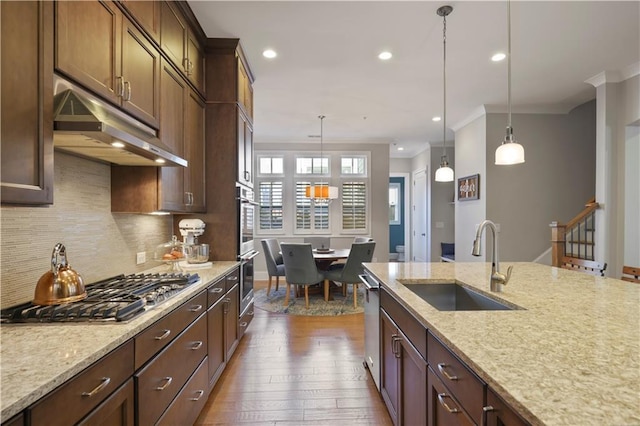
[389,174,410,262]
[412,168,428,262]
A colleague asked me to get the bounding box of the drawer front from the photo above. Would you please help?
[238,300,254,339]
[77,378,134,426]
[427,331,485,424]
[29,340,134,426]
[381,289,427,360]
[225,268,240,293]
[157,357,209,426]
[207,276,226,308]
[428,367,475,426]
[135,290,207,369]
[135,313,207,426]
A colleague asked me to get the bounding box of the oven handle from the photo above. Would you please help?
[358,274,379,291]
[240,250,259,262]
[238,197,260,207]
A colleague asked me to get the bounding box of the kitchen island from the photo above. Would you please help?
[365,261,639,425]
[0,261,239,422]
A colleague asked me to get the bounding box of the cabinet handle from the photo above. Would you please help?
[189,304,203,312]
[209,287,224,294]
[116,76,124,97]
[248,310,254,316]
[156,376,173,391]
[191,341,203,350]
[189,192,194,206]
[244,170,250,182]
[239,321,248,328]
[391,335,401,358]
[81,377,111,398]
[154,329,171,340]
[437,393,460,414]
[123,81,131,101]
[188,60,194,75]
[189,390,205,401]
[481,405,495,426]
[437,363,459,381]
[227,276,238,282]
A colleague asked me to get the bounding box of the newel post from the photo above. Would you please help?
[550,221,566,267]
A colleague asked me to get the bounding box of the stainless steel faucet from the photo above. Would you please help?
[472,220,512,292]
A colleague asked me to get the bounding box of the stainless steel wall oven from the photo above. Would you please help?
[237,184,258,315]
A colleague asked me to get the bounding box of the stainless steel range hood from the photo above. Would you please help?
[53,76,187,167]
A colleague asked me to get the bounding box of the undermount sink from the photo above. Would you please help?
[404,283,521,311]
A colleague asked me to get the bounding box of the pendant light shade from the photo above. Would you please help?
[495,0,525,165]
[306,115,338,204]
[435,5,454,182]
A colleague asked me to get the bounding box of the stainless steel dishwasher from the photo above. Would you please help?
[359,271,380,391]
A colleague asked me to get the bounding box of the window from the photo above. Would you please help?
[296,156,329,175]
[389,182,401,225]
[258,156,284,175]
[341,156,367,176]
[258,181,283,230]
[342,181,367,230]
[295,181,329,232]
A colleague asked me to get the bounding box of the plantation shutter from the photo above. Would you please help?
[258,181,283,230]
[295,182,311,230]
[342,182,367,230]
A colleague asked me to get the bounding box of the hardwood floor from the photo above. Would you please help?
[194,281,392,426]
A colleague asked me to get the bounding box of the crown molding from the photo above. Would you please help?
[585,61,640,87]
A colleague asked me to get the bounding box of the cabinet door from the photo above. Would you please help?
[77,379,135,426]
[225,285,240,361]
[186,30,205,93]
[120,0,160,42]
[485,388,529,426]
[1,0,54,205]
[55,0,121,104]
[121,17,160,127]
[159,60,186,211]
[399,336,427,426]
[380,310,400,425]
[237,109,253,187]
[185,90,206,212]
[428,368,474,426]
[207,296,226,389]
[160,1,186,71]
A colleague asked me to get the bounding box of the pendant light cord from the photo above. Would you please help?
[507,0,512,130]
[319,115,325,191]
[442,10,448,158]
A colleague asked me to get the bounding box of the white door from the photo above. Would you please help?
[412,169,428,262]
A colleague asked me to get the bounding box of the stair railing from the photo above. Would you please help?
[550,198,599,267]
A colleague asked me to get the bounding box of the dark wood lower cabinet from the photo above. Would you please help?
[157,358,209,425]
[484,387,530,426]
[380,308,427,426]
[77,379,134,426]
[207,290,226,388]
[427,367,475,426]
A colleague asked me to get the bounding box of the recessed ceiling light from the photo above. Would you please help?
[378,51,392,60]
[397,147,404,151]
[492,52,506,62]
[432,116,441,122]
[263,49,277,59]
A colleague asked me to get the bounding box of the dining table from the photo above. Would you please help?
[312,248,350,270]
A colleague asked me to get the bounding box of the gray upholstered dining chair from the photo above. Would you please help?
[323,241,375,308]
[353,236,373,243]
[261,239,286,296]
[303,237,331,250]
[280,243,325,308]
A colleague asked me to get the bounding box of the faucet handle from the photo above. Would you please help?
[503,265,513,285]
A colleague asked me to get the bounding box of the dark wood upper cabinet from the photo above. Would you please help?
[55,0,160,128]
[120,0,160,43]
[1,0,54,205]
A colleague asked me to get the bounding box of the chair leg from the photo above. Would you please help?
[305,286,310,309]
[275,276,280,291]
[353,283,358,308]
[267,276,273,296]
[324,279,330,301]
[342,283,347,296]
[284,282,291,306]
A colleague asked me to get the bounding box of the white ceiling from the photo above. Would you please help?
[188,1,640,158]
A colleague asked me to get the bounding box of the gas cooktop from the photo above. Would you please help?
[0,272,200,323]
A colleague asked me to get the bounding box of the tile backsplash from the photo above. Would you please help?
[1,153,173,308]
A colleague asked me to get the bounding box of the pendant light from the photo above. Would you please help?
[434,5,455,182]
[305,115,338,204]
[495,0,525,165]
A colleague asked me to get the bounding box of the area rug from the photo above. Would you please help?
[254,285,365,316]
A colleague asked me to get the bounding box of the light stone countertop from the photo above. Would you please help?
[0,261,239,421]
[363,261,640,426]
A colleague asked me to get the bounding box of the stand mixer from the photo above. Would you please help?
[178,219,210,266]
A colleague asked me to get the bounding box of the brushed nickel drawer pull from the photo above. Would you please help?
[227,276,238,282]
[189,304,203,312]
[209,287,223,294]
[154,329,171,340]
[239,321,248,327]
[190,390,205,401]
[156,376,173,391]
[81,377,110,397]
[123,81,131,101]
[437,393,460,414]
[191,341,203,350]
[391,335,401,358]
[438,363,458,381]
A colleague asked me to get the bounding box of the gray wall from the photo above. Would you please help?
[0,153,173,308]
[430,146,455,262]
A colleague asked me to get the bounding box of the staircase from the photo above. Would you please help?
[550,198,599,267]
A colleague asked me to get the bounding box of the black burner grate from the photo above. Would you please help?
[1,272,200,323]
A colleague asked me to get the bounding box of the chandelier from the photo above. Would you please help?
[306,115,338,205]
